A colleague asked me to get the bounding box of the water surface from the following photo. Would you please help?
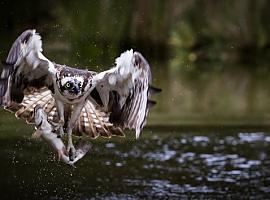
[0,123,269,199]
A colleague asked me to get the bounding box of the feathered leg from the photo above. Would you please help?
[67,102,85,160]
[55,99,65,136]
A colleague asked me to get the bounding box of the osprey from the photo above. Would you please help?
[0,30,161,160]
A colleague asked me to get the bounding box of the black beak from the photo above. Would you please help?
[73,85,80,95]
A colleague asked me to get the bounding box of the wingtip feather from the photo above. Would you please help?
[149,86,162,95]
[6,29,43,66]
[147,99,157,108]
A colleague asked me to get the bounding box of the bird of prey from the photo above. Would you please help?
[0,29,161,160]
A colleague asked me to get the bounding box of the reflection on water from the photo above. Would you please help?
[0,128,269,199]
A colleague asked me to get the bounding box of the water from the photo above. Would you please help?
[0,125,269,199]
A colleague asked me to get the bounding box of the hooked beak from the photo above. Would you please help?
[72,85,80,95]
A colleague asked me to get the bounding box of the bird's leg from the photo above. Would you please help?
[67,128,75,161]
[66,102,85,161]
[55,100,65,137]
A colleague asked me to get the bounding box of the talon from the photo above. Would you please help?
[68,146,76,161]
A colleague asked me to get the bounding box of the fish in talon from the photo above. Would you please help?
[72,141,91,163]
[33,105,90,165]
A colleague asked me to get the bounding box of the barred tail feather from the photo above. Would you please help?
[73,100,124,138]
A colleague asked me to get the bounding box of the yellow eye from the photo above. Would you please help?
[65,82,71,88]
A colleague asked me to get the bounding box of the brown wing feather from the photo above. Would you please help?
[13,87,53,123]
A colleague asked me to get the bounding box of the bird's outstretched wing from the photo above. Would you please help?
[91,50,161,138]
[0,29,56,106]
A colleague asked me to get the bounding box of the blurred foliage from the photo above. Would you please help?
[0,0,270,68]
[169,0,270,68]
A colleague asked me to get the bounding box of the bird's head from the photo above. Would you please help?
[59,76,85,100]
